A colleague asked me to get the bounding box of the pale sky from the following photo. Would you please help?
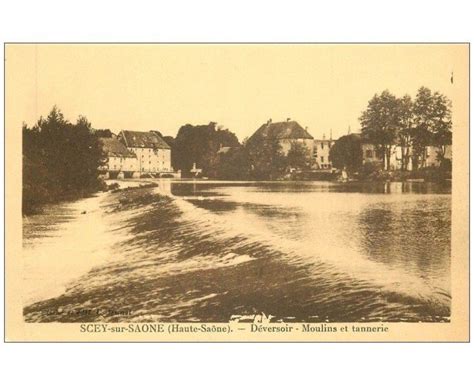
[5,44,467,141]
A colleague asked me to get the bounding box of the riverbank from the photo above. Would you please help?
[264,166,452,184]
[355,167,452,183]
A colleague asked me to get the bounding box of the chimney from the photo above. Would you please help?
[323,133,326,140]
[267,118,272,125]
[286,117,291,122]
[330,129,333,140]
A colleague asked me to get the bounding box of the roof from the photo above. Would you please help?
[99,137,136,158]
[250,120,314,141]
[120,130,171,149]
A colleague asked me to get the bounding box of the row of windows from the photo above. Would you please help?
[140,167,171,172]
[132,148,168,155]
[140,160,167,164]
[141,156,166,160]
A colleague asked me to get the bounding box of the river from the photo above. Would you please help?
[23,180,451,323]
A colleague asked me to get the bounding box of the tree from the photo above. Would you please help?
[396,95,414,171]
[359,90,402,170]
[412,87,452,168]
[216,147,250,180]
[286,141,311,171]
[329,134,363,172]
[172,122,240,177]
[22,106,105,214]
[245,135,286,180]
[93,129,114,138]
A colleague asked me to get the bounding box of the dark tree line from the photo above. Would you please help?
[23,107,105,214]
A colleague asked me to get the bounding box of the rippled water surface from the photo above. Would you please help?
[23,180,451,323]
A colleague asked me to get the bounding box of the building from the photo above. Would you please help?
[361,142,384,166]
[425,145,452,167]
[313,136,335,169]
[119,130,172,174]
[99,136,139,179]
[361,142,451,171]
[361,143,404,170]
[249,118,314,158]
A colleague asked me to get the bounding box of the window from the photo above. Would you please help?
[321,156,324,163]
[321,143,324,149]
[366,150,373,158]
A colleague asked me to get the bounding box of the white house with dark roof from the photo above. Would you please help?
[99,136,138,178]
[119,130,172,174]
[250,118,315,158]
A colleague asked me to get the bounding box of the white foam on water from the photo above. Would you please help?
[22,192,136,305]
[160,183,451,308]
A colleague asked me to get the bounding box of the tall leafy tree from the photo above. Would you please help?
[245,135,286,180]
[172,122,240,177]
[359,90,402,170]
[329,134,363,172]
[286,141,311,171]
[396,94,414,171]
[412,87,452,168]
[216,147,250,180]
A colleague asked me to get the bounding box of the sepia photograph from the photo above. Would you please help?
[5,43,469,341]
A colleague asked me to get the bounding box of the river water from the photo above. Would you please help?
[23,180,451,323]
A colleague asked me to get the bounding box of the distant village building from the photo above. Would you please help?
[313,135,335,170]
[250,118,315,158]
[98,130,180,178]
[361,142,384,166]
[425,145,452,167]
[361,143,408,170]
[99,136,139,179]
[119,130,172,174]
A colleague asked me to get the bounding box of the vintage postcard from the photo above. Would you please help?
[5,43,469,342]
